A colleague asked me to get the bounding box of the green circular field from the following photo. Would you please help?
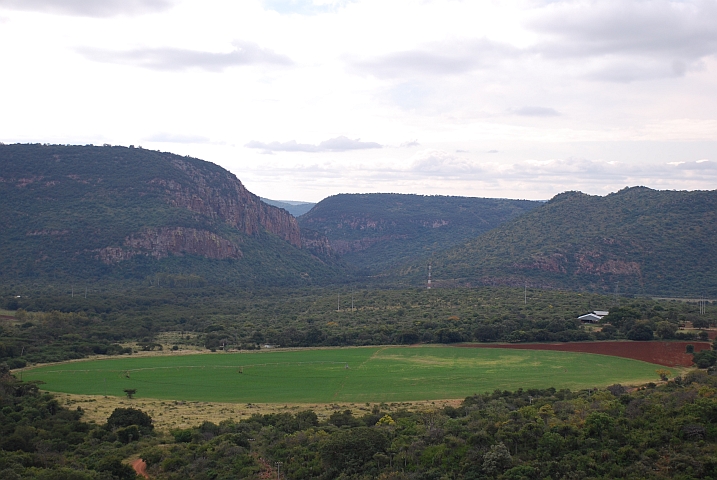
[22,346,668,403]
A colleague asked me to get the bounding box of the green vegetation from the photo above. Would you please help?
[6,363,717,479]
[299,193,539,272]
[0,143,338,286]
[2,286,714,367]
[22,346,666,403]
[398,187,717,296]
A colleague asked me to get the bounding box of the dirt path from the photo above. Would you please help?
[131,458,149,479]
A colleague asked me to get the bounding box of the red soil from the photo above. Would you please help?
[457,341,712,367]
[131,459,149,479]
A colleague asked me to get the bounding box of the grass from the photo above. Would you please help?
[22,346,669,404]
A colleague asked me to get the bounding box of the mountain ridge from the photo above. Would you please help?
[0,144,337,285]
[396,186,717,296]
[298,193,540,272]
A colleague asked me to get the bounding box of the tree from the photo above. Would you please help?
[107,407,153,432]
[482,442,512,476]
[123,388,137,399]
[656,321,677,339]
[693,350,717,369]
[627,324,653,341]
[319,427,389,476]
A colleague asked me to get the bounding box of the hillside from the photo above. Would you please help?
[298,193,539,272]
[397,187,717,296]
[0,144,339,286]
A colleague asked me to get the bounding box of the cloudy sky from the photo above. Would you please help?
[1,0,716,201]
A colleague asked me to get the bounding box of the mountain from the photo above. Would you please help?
[397,187,717,296]
[0,144,339,286]
[297,193,540,272]
[260,198,316,217]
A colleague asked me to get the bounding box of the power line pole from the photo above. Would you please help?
[427,263,432,290]
[524,282,527,305]
[614,282,619,307]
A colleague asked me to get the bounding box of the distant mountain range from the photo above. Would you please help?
[260,198,316,217]
[396,187,717,296]
[2,144,715,296]
[0,144,337,286]
[298,193,540,273]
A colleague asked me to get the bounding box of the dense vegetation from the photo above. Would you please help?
[2,285,714,368]
[6,363,717,479]
[298,193,539,273]
[0,144,338,287]
[397,187,717,297]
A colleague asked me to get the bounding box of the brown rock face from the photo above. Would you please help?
[96,227,241,264]
[300,229,334,257]
[149,158,302,248]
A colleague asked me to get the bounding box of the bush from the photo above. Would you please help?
[693,350,717,369]
[627,324,653,341]
[106,407,153,432]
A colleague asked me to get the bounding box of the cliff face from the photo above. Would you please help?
[0,144,340,284]
[95,227,242,264]
[150,158,302,248]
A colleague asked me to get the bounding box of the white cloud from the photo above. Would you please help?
[512,106,560,117]
[353,38,519,78]
[144,133,211,144]
[529,0,717,82]
[262,0,354,15]
[245,136,382,153]
[77,41,292,71]
[0,0,176,17]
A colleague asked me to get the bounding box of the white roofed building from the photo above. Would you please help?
[578,311,609,323]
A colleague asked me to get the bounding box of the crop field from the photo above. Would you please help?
[22,346,669,403]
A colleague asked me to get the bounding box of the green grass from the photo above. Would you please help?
[22,346,667,403]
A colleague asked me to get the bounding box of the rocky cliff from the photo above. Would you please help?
[0,144,339,285]
[150,158,301,248]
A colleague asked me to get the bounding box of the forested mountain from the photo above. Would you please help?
[0,144,339,286]
[397,187,717,296]
[298,193,540,272]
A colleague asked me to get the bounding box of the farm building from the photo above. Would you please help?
[578,311,609,323]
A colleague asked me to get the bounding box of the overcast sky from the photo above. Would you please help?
[1,0,716,201]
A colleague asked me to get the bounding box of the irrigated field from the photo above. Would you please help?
[22,346,669,403]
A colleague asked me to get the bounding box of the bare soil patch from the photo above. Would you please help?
[131,458,149,479]
[458,341,711,367]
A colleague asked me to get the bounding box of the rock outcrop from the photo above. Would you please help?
[96,227,241,264]
[149,158,302,248]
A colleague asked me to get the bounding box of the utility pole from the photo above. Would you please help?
[524,282,527,305]
[427,263,432,290]
[614,282,619,307]
[275,461,282,480]
[351,288,354,312]
[337,293,340,311]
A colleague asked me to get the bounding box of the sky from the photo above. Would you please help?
[1,0,716,202]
